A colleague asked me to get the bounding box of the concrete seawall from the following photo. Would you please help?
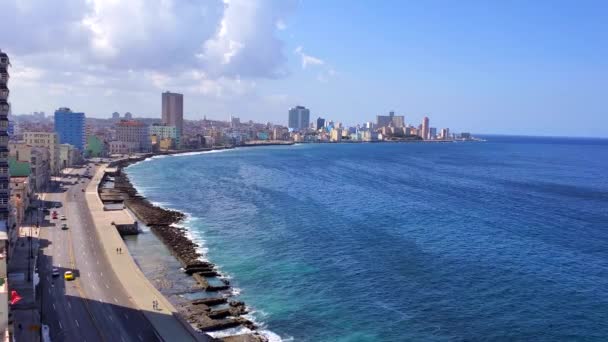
[85,164,206,341]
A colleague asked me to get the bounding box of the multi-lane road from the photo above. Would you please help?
[38,163,159,342]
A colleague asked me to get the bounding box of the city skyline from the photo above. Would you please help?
[1,1,608,137]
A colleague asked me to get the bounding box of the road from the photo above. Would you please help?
[38,164,159,342]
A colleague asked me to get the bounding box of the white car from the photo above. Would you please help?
[60,215,67,220]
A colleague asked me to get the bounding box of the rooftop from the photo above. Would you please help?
[117,120,146,127]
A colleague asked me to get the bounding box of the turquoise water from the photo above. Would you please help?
[127,137,608,341]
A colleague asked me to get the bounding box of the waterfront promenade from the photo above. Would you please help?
[84,164,205,341]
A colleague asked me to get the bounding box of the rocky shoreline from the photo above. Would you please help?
[107,153,268,342]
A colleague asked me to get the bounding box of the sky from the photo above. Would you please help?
[2,0,607,137]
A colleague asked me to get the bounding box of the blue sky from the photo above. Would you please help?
[278,0,608,136]
[3,0,607,137]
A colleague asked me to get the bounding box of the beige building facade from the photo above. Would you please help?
[23,132,60,175]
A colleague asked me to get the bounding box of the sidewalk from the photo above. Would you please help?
[8,221,41,342]
[85,165,202,341]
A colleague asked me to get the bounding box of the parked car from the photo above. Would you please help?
[61,223,68,230]
[52,268,60,277]
[60,215,67,220]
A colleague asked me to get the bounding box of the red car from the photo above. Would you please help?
[52,211,58,220]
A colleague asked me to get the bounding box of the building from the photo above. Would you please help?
[23,132,60,175]
[108,141,131,155]
[86,135,105,157]
[288,106,310,131]
[161,91,183,145]
[111,112,120,121]
[316,117,325,130]
[421,116,430,140]
[440,128,450,140]
[0,51,10,225]
[9,143,50,192]
[429,127,437,140]
[149,124,181,149]
[54,107,86,150]
[10,176,31,228]
[124,112,133,120]
[330,128,342,142]
[59,144,81,169]
[230,115,240,128]
[0,51,8,338]
[115,120,150,153]
[376,111,404,128]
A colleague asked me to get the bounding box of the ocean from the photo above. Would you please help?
[126,136,608,341]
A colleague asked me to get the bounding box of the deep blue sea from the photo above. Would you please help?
[126,136,608,341]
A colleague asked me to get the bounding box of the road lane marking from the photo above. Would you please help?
[97,261,99,265]
[113,297,118,303]
[59,322,62,329]
[75,319,79,327]
[48,288,51,294]
[100,272,103,277]
[68,301,71,309]
[123,313,128,320]
[120,336,126,342]
[88,272,91,278]
[105,284,109,289]
[52,303,56,311]
[108,315,113,322]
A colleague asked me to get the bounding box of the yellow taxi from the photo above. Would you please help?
[64,271,75,281]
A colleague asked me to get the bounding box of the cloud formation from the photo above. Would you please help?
[1,0,295,117]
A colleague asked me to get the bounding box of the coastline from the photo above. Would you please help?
[108,149,271,341]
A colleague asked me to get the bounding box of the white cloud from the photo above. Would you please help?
[294,46,325,69]
[0,0,297,118]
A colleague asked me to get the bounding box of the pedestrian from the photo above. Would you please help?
[119,247,122,254]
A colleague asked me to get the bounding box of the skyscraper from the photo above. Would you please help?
[288,106,310,131]
[0,50,11,221]
[421,116,430,140]
[376,111,405,128]
[54,107,86,150]
[316,117,326,130]
[162,91,183,138]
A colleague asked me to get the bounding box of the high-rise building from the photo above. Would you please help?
[124,112,133,120]
[376,111,404,128]
[54,107,86,150]
[230,115,240,128]
[162,91,183,143]
[421,116,430,140]
[0,51,11,223]
[288,106,310,131]
[429,127,437,140]
[440,128,450,140]
[111,112,120,121]
[316,117,325,130]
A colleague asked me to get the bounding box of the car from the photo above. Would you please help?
[64,271,74,281]
[81,189,85,192]
[52,214,58,220]
[60,215,66,220]
[61,223,68,230]
[52,268,60,277]
[55,203,61,208]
